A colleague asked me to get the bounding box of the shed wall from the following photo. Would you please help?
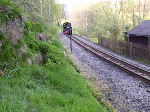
[129,36,148,45]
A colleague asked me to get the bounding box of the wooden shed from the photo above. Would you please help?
[126,20,150,46]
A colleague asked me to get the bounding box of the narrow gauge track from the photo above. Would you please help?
[69,35,150,83]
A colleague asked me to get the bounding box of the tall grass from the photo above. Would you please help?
[0,63,109,112]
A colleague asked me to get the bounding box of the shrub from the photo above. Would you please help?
[33,22,45,33]
[24,20,45,33]
[0,0,21,25]
[0,35,16,63]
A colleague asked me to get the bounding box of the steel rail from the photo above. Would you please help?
[70,35,150,83]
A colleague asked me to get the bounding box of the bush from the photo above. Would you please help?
[90,37,98,43]
[0,35,16,63]
[0,0,21,25]
[24,20,45,33]
[24,33,39,53]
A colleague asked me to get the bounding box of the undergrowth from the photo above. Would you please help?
[0,0,21,25]
[0,19,112,111]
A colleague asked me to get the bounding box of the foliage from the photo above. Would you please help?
[48,25,59,35]
[71,0,150,40]
[52,38,64,49]
[23,0,62,27]
[77,28,86,36]
[101,34,110,39]
[0,0,10,6]
[23,20,65,65]
[24,20,45,33]
[90,37,98,43]
[0,0,21,25]
[0,34,16,68]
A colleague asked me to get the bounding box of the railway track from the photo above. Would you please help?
[69,35,150,83]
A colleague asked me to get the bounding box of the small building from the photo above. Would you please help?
[126,20,150,46]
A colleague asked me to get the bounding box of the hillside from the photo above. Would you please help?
[0,0,112,111]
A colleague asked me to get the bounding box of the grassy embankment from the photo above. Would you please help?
[0,16,113,112]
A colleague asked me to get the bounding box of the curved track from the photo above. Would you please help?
[70,35,150,83]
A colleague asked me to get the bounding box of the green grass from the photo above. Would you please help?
[0,63,109,112]
[0,20,111,112]
[0,0,21,25]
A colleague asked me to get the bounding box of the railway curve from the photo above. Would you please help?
[70,35,150,83]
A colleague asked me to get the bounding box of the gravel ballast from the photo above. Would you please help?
[59,32,150,112]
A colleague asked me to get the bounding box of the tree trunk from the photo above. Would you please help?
[138,0,141,23]
[132,10,135,27]
[143,0,146,18]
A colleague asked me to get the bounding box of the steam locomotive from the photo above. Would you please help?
[63,22,72,35]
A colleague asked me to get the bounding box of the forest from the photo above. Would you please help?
[69,0,150,40]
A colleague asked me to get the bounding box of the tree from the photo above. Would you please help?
[15,0,62,27]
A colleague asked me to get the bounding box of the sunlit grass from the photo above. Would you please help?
[90,37,98,43]
[0,63,109,112]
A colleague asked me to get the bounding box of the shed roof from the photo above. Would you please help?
[127,20,150,36]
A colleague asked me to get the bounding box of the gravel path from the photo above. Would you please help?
[59,32,150,112]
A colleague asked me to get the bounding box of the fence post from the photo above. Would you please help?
[98,33,102,44]
[129,42,133,58]
[117,40,119,54]
[148,37,150,60]
[108,38,110,49]
[98,36,100,44]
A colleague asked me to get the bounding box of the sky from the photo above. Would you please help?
[57,0,100,19]
[57,0,99,5]
[57,0,96,20]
